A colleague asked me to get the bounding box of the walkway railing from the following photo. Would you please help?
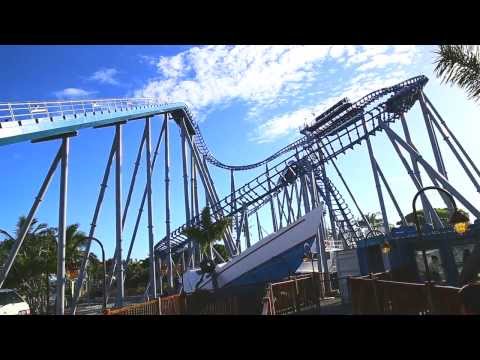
[349,273,469,314]
[262,273,332,315]
[103,294,186,315]
[0,98,168,123]
[104,274,333,315]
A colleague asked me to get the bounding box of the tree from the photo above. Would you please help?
[358,212,382,230]
[400,207,470,226]
[434,45,480,101]
[0,218,89,314]
[0,216,56,314]
[181,207,231,289]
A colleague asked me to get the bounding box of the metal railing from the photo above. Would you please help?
[0,98,172,123]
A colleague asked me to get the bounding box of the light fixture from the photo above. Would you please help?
[454,222,469,235]
[449,210,470,225]
[381,241,392,254]
[449,209,470,235]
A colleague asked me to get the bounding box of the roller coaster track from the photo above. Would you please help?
[188,75,428,171]
[154,76,428,255]
[0,76,428,257]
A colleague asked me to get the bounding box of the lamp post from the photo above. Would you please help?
[412,186,470,283]
[71,236,107,312]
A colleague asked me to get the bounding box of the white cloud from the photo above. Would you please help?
[135,45,420,142]
[54,88,96,99]
[249,70,413,144]
[138,55,157,66]
[89,68,120,85]
[135,45,332,114]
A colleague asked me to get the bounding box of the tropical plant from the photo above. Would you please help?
[358,212,383,230]
[182,207,232,259]
[181,207,231,289]
[434,45,480,101]
[400,207,470,226]
[0,218,89,314]
[0,217,56,314]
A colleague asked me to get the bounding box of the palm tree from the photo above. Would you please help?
[63,224,87,304]
[400,208,470,226]
[358,212,382,230]
[0,216,56,314]
[181,207,231,290]
[434,45,480,101]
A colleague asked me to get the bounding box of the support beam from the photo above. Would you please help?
[362,118,390,235]
[0,147,62,288]
[244,208,251,248]
[164,113,174,288]
[382,123,480,220]
[145,117,156,299]
[300,174,311,215]
[424,94,480,180]
[400,114,433,226]
[230,170,240,248]
[115,123,124,307]
[427,107,480,193]
[181,119,192,267]
[329,158,372,232]
[419,92,448,179]
[256,212,263,241]
[294,181,303,220]
[56,136,69,315]
[320,159,337,240]
[265,164,278,232]
[123,128,146,227]
[375,159,407,226]
[71,136,116,313]
[419,92,454,212]
[384,125,444,229]
[180,120,236,256]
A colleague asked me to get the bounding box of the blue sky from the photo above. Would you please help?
[0,45,479,261]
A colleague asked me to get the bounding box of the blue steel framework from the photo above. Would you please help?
[0,75,479,314]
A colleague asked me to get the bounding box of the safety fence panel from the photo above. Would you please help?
[264,273,331,315]
[104,274,331,315]
[161,294,187,315]
[349,274,468,315]
[104,298,161,315]
[185,291,239,315]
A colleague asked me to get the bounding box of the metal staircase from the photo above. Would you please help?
[315,173,364,249]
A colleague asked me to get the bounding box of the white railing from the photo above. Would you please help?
[0,98,175,123]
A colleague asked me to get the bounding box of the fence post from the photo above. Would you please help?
[425,281,435,314]
[370,273,382,314]
[293,277,300,313]
[158,297,162,315]
[314,273,321,311]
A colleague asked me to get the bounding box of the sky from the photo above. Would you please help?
[0,45,479,262]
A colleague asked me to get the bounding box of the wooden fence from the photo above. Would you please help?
[104,273,332,315]
[262,273,331,315]
[104,294,186,315]
[349,273,470,315]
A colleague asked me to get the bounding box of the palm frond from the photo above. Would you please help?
[201,207,212,228]
[434,45,480,100]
